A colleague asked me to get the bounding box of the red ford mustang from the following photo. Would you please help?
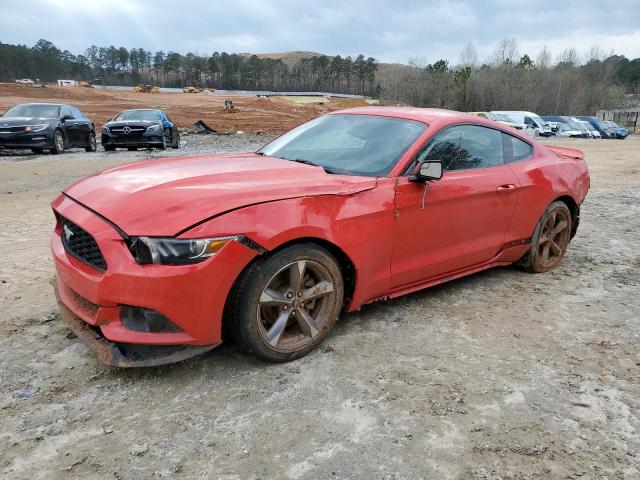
[51,108,590,366]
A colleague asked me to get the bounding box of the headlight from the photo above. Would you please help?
[101,126,110,133]
[146,124,160,133]
[25,124,48,132]
[129,236,239,265]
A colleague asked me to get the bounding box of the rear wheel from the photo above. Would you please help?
[230,244,344,362]
[50,130,65,154]
[172,132,180,149]
[85,133,97,152]
[519,201,572,273]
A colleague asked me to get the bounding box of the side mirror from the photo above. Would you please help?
[61,114,74,122]
[411,160,443,182]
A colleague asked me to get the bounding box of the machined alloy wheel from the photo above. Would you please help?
[258,260,336,350]
[230,244,344,362]
[519,201,572,273]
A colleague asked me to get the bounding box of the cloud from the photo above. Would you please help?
[1,0,639,63]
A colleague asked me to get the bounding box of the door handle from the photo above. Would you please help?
[496,184,516,192]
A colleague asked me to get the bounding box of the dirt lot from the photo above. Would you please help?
[0,83,369,134]
[0,134,639,480]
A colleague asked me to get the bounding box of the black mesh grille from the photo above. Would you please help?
[60,217,107,272]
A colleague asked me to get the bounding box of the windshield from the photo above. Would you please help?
[605,121,620,128]
[259,114,426,176]
[114,110,162,122]
[493,113,512,122]
[3,104,60,119]
[531,114,546,126]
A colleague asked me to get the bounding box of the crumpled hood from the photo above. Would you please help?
[63,153,376,236]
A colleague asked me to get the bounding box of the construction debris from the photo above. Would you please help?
[133,85,160,94]
[224,100,237,113]
[192,120,219,134]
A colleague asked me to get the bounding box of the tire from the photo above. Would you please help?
[103,144,116,151]
[230,243,344,362]
[127,147,138,151]
[50,130,65,154]
[31,148,43,154]
[85,133,97,152]
[518,201,572,273]
[172,133,180,149]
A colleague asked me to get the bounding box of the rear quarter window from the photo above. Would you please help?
[502,133,533,163]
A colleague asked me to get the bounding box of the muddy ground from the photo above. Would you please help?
[0,135,639,480]
[0,83,369,134]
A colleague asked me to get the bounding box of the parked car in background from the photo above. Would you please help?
[52,107,590,366]
[15,78,35,85]
[603,121,629,139]
[101,109,180,151]
[577,120,601,138]
[542,116,590,138]
[0,103,96,154]
[469,112,526,130]
[492,111,554,136]
[576,116,617,139]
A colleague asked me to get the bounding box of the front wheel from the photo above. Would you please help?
[230,244,344,362]
[518,201,572,273]
[50,130,65,154]
[85,133,97,152]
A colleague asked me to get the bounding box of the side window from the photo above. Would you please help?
[502,133,533,163]
[70,107,85,119]
[414,126,463,171]
[61,105,74,118]
[478,113,488,119]
[410,125,504,173]
[524,116,535,126]
[453,125,504,170]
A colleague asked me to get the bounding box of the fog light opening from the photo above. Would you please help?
[120,306,183,333]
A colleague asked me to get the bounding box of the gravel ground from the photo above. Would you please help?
[0,136,639,479]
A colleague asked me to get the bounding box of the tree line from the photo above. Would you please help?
[1,38,639,115]
[0,39,378,95]
[377,40,640,115]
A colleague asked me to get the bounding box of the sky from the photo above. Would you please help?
[1,0,640,64]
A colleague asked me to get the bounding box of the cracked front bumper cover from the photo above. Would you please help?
[54,282,216,367]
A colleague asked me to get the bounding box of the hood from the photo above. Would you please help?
[104,119,159,127]
[0,116,55,125]
[63,153,377,236]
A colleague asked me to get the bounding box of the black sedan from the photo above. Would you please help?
[0,103,96,154]
[101,109,180,151]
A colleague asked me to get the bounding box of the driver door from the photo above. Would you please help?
[391,125,519,289]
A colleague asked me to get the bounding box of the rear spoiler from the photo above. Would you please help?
[544,145,584,161]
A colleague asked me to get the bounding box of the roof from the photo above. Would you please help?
[330,107,472,124]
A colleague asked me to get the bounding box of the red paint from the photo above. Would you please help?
[51,108,590,351]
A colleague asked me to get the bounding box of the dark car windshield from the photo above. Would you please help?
[114,110,162,121]
[3,104,60,119]
[259,114,426,176]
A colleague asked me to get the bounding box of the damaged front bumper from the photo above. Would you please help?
[53,280,216,367]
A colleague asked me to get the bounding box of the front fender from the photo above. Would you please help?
[181,181,396,310]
